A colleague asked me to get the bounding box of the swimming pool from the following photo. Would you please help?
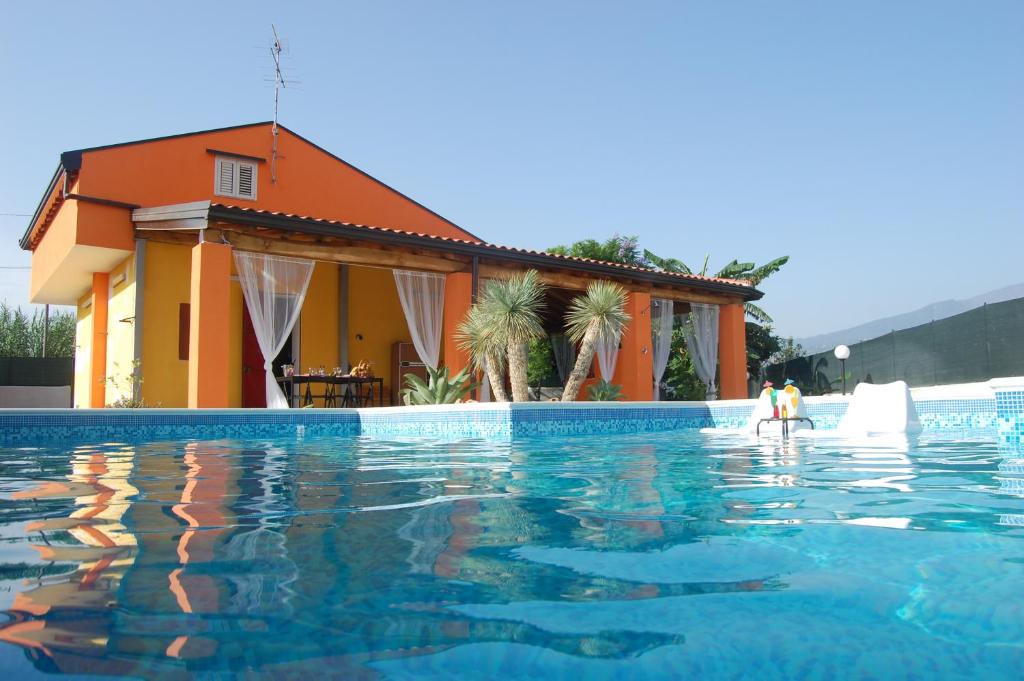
[1,430,1022,679]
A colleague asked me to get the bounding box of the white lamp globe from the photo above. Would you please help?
[834,344,850,361]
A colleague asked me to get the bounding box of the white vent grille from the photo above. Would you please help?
[214,156,257,200]
[217,159,236,195]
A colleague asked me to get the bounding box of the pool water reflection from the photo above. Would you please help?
[0,432,1022,679]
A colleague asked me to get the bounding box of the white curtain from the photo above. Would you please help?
[550,333,576,385]
[393,270,445,370]
[683,303,720,400]
[651,297,674,400]
[595,333,620,382]
[234,252,315,409]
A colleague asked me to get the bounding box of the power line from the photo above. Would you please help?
[0,213,32,217]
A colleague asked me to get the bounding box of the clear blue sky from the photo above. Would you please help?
[2,1,1021,338]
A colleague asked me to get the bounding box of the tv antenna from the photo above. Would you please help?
[270,24,286,183]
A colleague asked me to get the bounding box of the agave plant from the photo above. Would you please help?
[401,365,476,406]
[561,281,631,401]
[455,303,509,402]
[477,271,547,402]
[586,379,623,402]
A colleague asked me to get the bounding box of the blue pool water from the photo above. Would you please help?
[0,430,1022,679]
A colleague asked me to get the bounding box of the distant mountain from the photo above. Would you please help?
[795,282,1024,354]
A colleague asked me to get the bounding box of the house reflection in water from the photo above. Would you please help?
[0,441,689,677]
[2,445,140,675]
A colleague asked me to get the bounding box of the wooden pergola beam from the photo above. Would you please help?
[478,263,742,305]
[135,220,745,303]
[220,229,468,274]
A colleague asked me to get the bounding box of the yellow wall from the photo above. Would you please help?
[105,254,137,405]
[299,262,340,374]
[133,252,411,407]
[74,295,93,408]
[347,266,410,402]
[139,241,246,408]
[140,241,191,407]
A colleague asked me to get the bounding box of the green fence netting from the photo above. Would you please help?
[765,298,1024,393]
[0,357,74,386]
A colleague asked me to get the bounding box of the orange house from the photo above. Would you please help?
[19,122,760,408]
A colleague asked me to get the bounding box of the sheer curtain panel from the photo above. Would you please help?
[393,270,445,370]
[651,298,674,400]
[596,333,620,382]
[234,252,315,408]
[683,303,720,400]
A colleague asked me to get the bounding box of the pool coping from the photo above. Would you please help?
[0,378,1018,445]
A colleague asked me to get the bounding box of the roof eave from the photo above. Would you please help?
[20,163,65,251]
[206,204,763,301]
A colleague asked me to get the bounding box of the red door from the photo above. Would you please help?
[242,306,266,407]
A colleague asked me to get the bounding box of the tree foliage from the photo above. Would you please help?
[526,338,558,387]
[562,281,631,401]
[548,235,647,267]
[548,236,792,400]
[458,271,547,402]
[0,303,75,357]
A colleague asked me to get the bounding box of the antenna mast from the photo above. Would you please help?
[270,24,285,183]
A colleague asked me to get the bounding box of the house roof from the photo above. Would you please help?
[208,203,763,300]
[20,121,482,249]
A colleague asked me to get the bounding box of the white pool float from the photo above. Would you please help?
[793,380,921,439]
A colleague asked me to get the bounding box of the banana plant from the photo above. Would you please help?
[401,365,477,406]
[644,250,789,324]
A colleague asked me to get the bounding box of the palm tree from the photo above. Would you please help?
[644,251,789,324]
[561,281,631,402]
[478,271,547,402]
[456,302,510,402]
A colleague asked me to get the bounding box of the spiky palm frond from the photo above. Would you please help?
[479,271,547,344]
[456,305,506,372]
[565,281,631,345]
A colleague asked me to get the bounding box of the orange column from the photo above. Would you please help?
[89,273,109,408]
[613,291,654,402]
[188,241,231,408]
[718,303,748,400]
[442,271,473,375]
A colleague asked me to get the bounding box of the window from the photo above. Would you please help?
[179,303,190,360]
[214,156,257,200]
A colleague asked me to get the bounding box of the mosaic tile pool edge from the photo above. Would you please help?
[0,391,1013,443]
[996,388,1024,446]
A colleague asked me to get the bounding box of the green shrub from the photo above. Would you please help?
[401,366,476,406]
[587,379,623,402]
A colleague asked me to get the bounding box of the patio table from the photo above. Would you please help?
[276,375,384,408]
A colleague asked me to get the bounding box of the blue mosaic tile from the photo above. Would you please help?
[995,389,1024,447]
[916,398,997,433]
[0,409,359,445]
[511,405,716,437]
[359,407,511,440]
[0,392,1012,445]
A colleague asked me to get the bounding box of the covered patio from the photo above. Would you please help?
[125,201,759,407]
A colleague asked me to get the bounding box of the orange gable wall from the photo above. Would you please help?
[73,124,477,241]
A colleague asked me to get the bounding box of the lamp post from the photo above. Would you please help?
[834,344,850,395]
